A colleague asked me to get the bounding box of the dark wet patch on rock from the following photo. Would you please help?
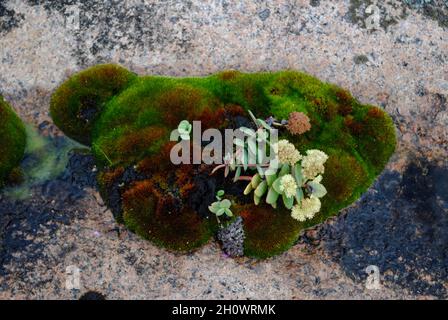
[307,158,448,298]
[0,150,96,279]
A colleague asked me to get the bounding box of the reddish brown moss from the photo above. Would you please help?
[157,86,204,127]
[344,115,363,136]
[197,107,226,129]
[136,141,177,176]
[218,70,241,81]
[97,166,124,187]
[338,103,353,116]
[122,180,214,252]
[113,126,167,163]
[334,88,354,115]
[366,106,385,119]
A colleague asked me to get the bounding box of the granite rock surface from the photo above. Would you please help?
[0,0,447,299]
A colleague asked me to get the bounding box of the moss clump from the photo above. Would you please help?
[50,64,137,145]
[50,64,396,258]
[0,96,26,187]
[237,204,302,259]
[122,180,215,252]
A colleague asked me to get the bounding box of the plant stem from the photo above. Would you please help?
[235,176,253,181]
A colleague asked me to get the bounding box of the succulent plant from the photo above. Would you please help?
[209,190,233,217]
[243,145,328,220]
[177,120,192,140]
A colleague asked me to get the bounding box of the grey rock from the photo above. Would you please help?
[217,217,245,257]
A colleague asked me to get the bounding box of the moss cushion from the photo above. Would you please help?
[50,64,396,258]
[0,96,26,187]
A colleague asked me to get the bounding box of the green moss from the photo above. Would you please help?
[235,204,303,259]
[50,64,137,145]
[50,64,396,257]
[0,96,26,187]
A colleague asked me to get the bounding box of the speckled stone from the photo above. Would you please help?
[0,0,447,299]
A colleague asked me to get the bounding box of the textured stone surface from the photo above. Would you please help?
[0,0,447,299]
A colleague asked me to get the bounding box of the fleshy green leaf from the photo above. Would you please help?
[233,166,242,182]
[257,118,271,130]
[242,149,248,171]
[308,181,327,198]
[180,134,190,140]
[266,187,280,205]
[248,142,257,164]
[293,164,303,186]
[216,208,225,216]
[251,173,262,188]
[254,194,261,205]
[272,177,283,194]
[295,187,304,203]
[244,182,253,195]
[256,165,265,177]
[208,202,220,213]
[224,208,233,217]
[279,164,290,177]
[239,127,256,137]
[217,190,225,197]
[282,193,294,209]
[266,172,277,187]
[220,199,232,209]
[248,110,258,125]
[254,180,268,197]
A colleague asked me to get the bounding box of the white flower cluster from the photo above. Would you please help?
[301,149,329,181]
[291,196,321,222]
[279,174,297,198]
[275,139,302,166]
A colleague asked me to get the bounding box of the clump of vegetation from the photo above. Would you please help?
[0,96,26,188]
[50,64,137,145]
[50,64,396,258]
[286,112,311,135]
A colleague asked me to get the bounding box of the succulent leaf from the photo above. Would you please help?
[266,187,280,205]
[254,180,268,197]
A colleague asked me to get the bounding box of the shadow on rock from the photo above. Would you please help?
[0,132,97,279]
[312,158,448,298]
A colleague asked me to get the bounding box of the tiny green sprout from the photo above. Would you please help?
[216,189,225,200]
[209,191,233,217]
[177,120,192,140]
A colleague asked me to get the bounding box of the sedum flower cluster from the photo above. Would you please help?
[291,196,321,222]
[301,149,329,181]
[279,174,297,198]
[244,138,328,222]
[275,140,302,166]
